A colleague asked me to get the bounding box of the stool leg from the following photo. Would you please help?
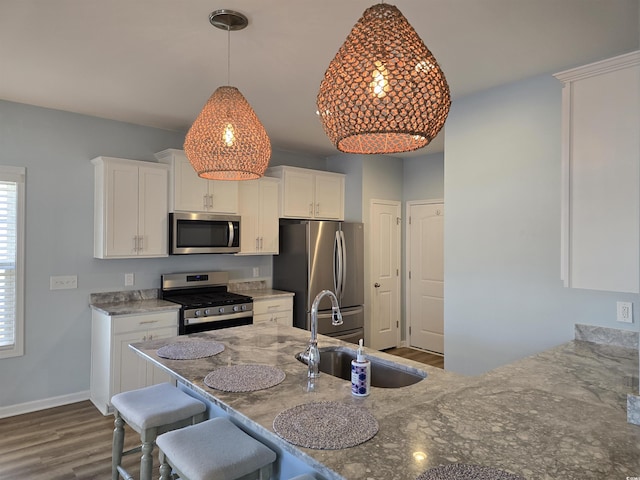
[259,464,273,480]
[139,428,156,480]
[112,411,125,480]
[158,450,172,480]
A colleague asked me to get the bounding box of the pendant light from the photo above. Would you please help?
[316,3,451,155]
[184,9,271,180]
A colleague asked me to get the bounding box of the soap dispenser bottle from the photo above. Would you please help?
[351,339,371,397]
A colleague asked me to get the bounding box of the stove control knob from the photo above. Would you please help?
[218,307,225,314]
[241,305,247,311]
[194,310,203,317]
[233,305,240,312]
[204,309,211,316]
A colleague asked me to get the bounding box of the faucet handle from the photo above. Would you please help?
[331,307,343,326]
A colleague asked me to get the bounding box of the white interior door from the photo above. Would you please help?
[370,200,401,350]
[408,202,444,354]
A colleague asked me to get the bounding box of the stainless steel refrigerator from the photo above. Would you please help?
[273,220,364,344]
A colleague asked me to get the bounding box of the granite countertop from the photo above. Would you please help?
[89,289,180,316]
[130,323,640,480]
[228,282,295,300]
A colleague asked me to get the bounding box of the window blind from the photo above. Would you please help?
[0,181,17,348]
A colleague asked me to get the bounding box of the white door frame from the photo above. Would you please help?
[405,198,444,349]
[369,198,401,350]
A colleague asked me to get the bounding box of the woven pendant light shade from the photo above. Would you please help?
[317,3,451,154]
[184,86,271,181]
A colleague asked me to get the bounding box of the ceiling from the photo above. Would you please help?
[1,1,638,158]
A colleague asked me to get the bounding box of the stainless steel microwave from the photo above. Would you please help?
[169,212,240,254]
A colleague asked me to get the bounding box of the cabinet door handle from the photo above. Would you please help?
[315,203,320,215]
[267,304,281,310]
[138,235,143,252]
[259,237,263,250]
[139,320,159,325]
[133,236,138,252]
[209,194,214,208]
[256,237,260,250]
[309,203,313,215]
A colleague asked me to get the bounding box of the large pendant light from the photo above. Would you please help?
[184,9,271,180]
[317,3,451,155]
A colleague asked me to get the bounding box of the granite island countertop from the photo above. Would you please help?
[130,323,640,480]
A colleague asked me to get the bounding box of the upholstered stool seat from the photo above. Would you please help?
[111,383,207,480]
[289,475,316,480]
[157,417,277,480]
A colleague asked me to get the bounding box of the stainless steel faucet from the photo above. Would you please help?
[303,289,343,378]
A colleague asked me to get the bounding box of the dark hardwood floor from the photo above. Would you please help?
[383,346,444,369]
[0,401,141,480]
[0,347,443,479]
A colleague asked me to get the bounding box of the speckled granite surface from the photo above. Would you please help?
[230,286,295,300]
[575,323,639,349]
[131,324,640,480]
[89,289,180,315]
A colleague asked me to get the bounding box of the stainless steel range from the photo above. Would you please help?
[161,271,253,335]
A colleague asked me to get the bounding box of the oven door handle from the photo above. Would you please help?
[184,312,251,325]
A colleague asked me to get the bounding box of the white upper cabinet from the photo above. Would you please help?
[237,177,280,255]
[155,149,238,214]
[554,50,640,293]
[93,156,169,259]
[266,165,345,220]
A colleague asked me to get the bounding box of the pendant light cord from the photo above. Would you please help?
[226,27,231,85]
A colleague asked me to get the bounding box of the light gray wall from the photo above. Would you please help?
[0,100,325,409]
[327,154,364,223]
[443,74,639,376]
[403,152,445,201]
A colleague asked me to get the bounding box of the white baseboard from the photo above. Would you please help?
[0,390,90,419]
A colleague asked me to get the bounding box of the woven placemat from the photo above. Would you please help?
[156,341,225,360]
[416,464,526,480]
[204,364,285,392]
[273,401,378,450]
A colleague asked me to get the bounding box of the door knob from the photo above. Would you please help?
[374,283,380,288]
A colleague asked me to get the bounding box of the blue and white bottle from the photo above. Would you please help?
[351,339,371,397]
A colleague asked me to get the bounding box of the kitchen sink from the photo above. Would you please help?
[295,346,427,388]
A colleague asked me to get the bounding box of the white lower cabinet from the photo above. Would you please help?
[90,309,178,415]
[253,296,293,326]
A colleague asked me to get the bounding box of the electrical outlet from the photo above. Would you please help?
[617,301,633,323]
[50,275,78,290]
[125,273,134,286]
[253,267,260,278]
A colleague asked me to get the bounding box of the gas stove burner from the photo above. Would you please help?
[161,271,254,335]
[166,292,252,309]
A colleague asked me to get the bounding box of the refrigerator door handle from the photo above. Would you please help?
[340,230,347,302]
[334,230,343,298]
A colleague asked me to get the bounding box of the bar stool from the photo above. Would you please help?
[157,417,277,480]
[289,475,316,480]
[111,383,207,480]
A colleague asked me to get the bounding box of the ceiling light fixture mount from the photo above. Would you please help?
[316,3,451,155]
[184,9,271,181]
[209,9,248,31]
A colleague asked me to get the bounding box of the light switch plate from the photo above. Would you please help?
[125,273,134,286]
[50,275,78,290]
